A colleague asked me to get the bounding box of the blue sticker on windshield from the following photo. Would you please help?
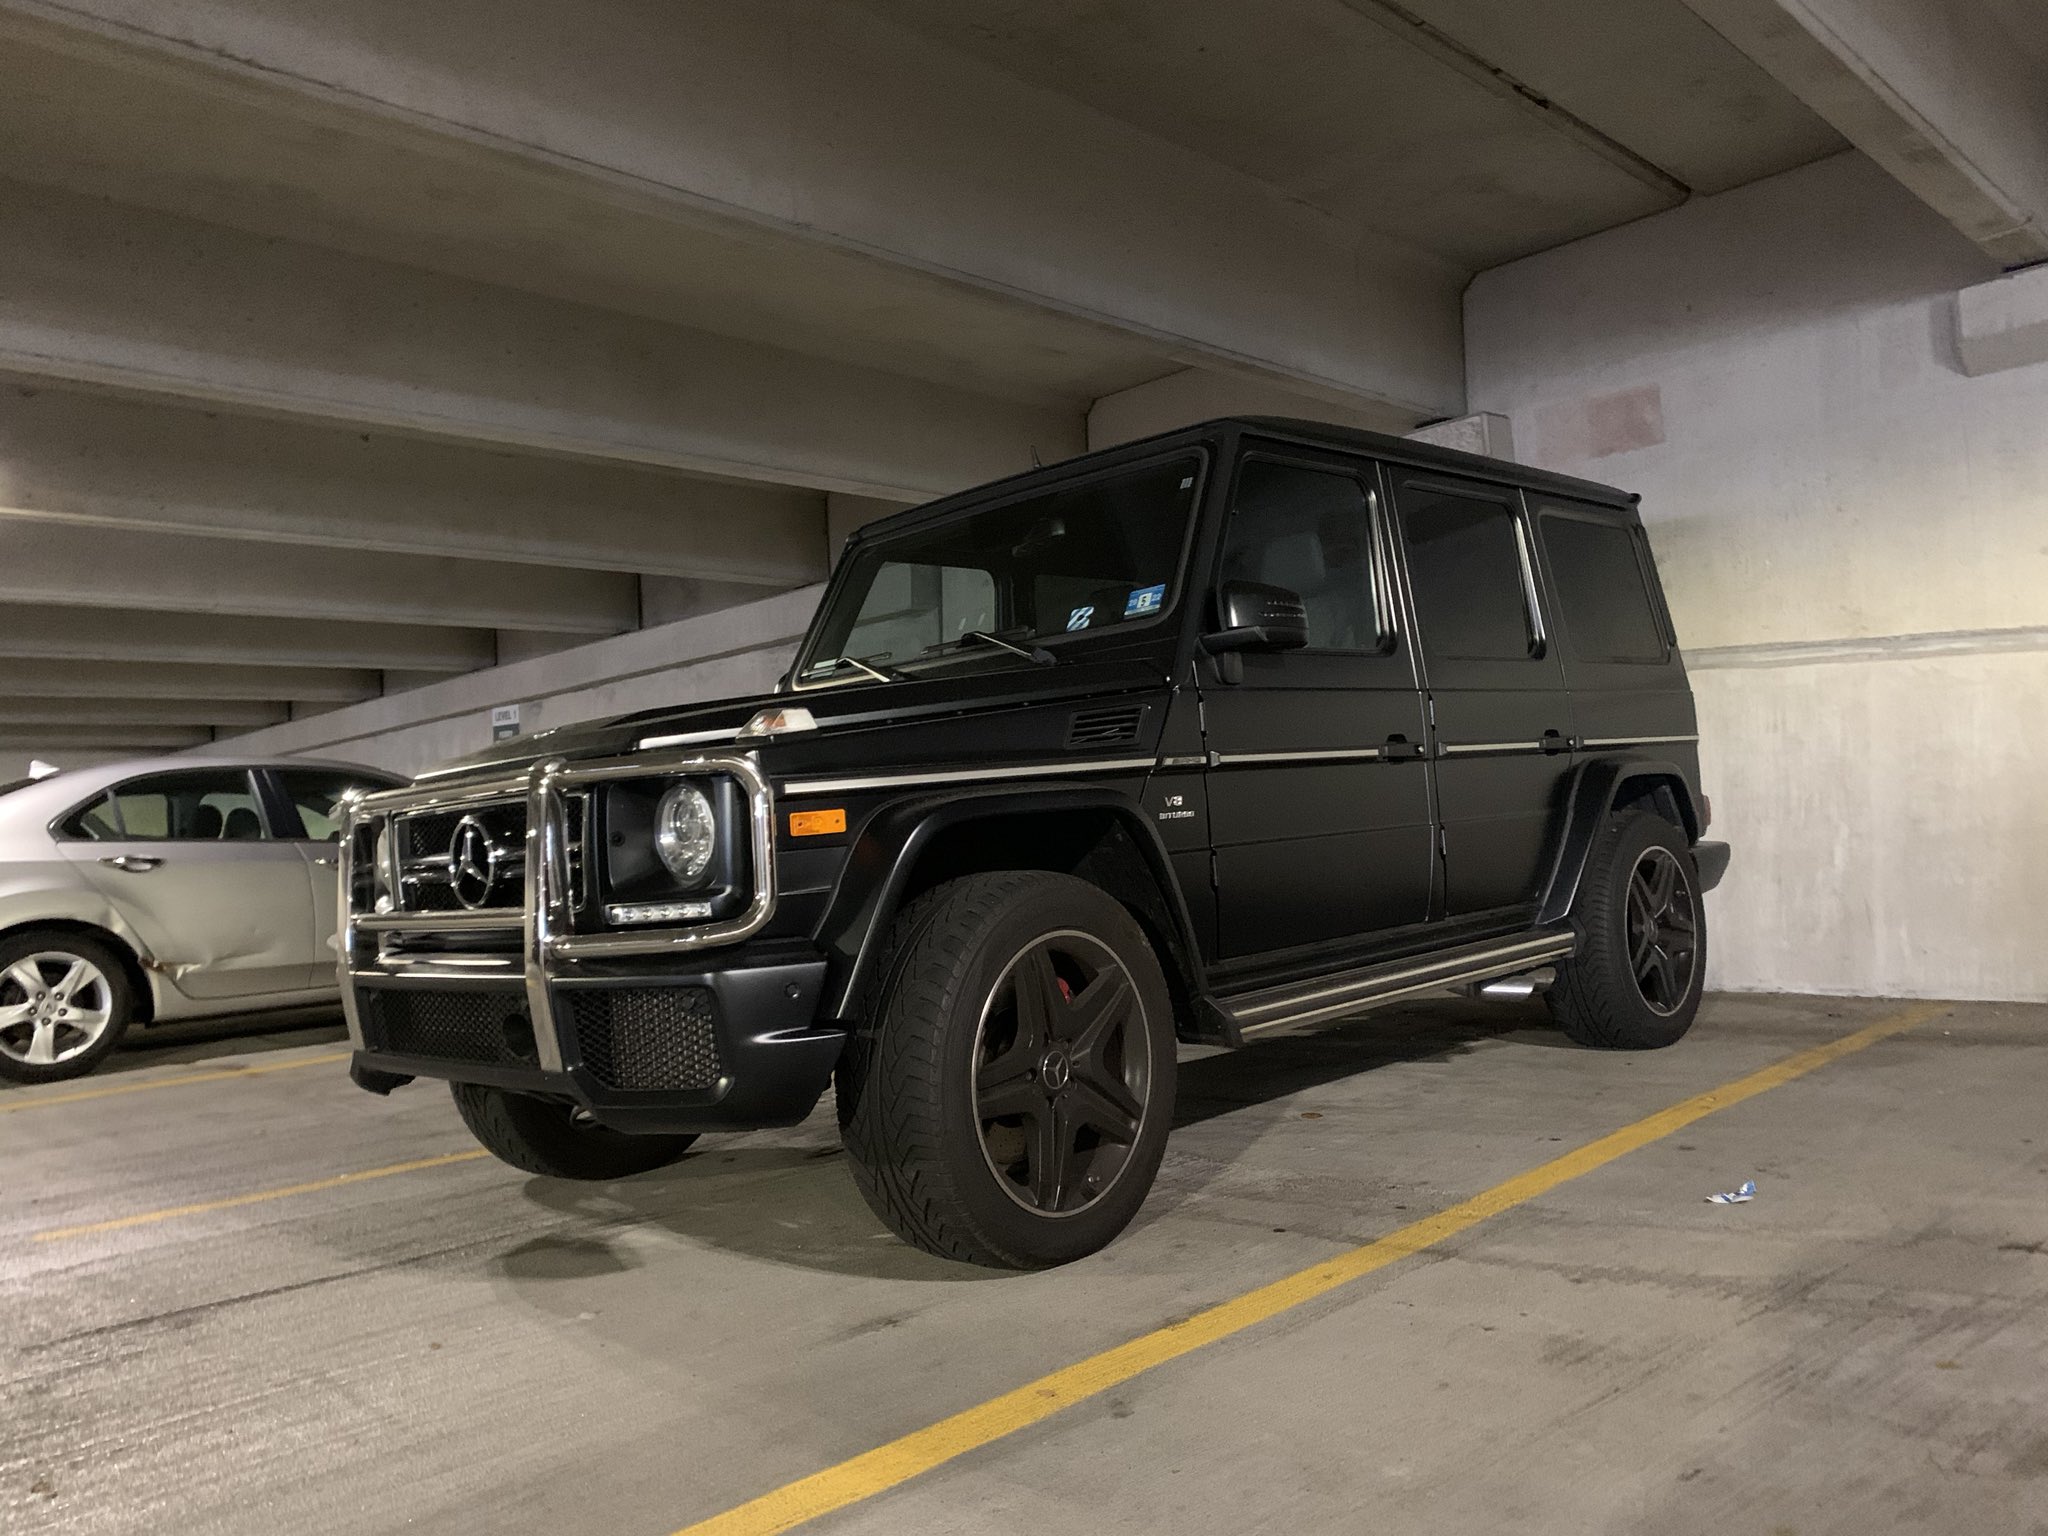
[1124,583,1166,619]
[1066,605,1095,631]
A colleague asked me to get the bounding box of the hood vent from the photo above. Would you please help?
[1065,705,1144,750]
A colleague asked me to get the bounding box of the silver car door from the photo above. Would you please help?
[268,766,400,989]
[56,767,316,1001]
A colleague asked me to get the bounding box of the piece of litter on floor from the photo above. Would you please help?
[1706,1179,1756,1205]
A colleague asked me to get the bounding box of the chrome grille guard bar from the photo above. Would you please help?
[337,751,777,1072]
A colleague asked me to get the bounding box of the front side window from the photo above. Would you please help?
[797,456,1199,685]
[75,770,268,842]
[1219,459,1385,652]
[1399,486,1540,662]
[1538,509,1667,663]
[273,768,396,842]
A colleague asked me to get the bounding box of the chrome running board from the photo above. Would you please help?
[1218,928,1578,1039]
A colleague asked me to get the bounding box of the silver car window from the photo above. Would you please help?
[79,769,270,842]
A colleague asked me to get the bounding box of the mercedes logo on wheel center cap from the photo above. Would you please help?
[447,814,501,910]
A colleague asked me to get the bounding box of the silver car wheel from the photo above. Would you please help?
[0,952,117,1067]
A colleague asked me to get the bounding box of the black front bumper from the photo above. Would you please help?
[349,954,844,1135]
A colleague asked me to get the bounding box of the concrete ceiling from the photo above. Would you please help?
[859,0,1846,268]
[0,0,1988,768]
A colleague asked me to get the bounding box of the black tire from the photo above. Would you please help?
[0,930,135,1084]
[1549,810,1706,1049]
[836,870,1178,1269]
[449,1083,698,1179]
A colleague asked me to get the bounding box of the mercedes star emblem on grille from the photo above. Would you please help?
[447,814,500,909]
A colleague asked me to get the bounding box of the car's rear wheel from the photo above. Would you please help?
[1549,810,1705,1049]
[0,932,134,1084]
[450,1083,699,1179]
[836,870,1177,1269]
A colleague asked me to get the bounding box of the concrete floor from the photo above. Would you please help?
[3,993,2044,1536]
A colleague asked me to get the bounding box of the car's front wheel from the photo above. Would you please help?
[450,1083,699,1179]
[0,931,134,1084]
[837,870,1178,1269]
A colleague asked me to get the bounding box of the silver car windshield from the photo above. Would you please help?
[795,455,1200,687]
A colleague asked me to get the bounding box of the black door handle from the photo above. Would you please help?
[1383,736,1426,761]
[1540,730,1573,755]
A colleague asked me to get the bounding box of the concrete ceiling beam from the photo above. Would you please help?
[0,697,290,728]
[0,384,828,584]
[3,660,377,702]
[0,516,640,635]
[0,0,1465,421]
[0,724,214,753]
[0,179,1083,505]
[0,606,494,673]
[1679,0,2048,263]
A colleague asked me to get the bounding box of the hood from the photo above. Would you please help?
[418,654,1174,785]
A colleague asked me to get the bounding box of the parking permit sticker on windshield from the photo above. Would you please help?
[1066,605,1095,631]
[1124,584,1166,619]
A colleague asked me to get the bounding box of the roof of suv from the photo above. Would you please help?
[852,415,1637,545]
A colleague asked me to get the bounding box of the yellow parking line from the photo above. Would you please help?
[672,1002,1949,1536]
[0,1050,351,1115]
[33,1148,494,1242]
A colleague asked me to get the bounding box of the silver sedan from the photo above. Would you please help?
[0,756,401,1083]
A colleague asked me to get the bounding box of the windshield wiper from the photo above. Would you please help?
[802,653,912,684]
[936,629,1057,667]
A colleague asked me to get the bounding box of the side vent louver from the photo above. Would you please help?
[1066,705,1144,750]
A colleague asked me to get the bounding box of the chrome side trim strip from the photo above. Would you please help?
[1225,931,1578,1037]
[1439,741,1544,757]
[636,727,741,750]
[1213,747,1386,765]
[781,757,1157,797]
[1579,734,1699,749]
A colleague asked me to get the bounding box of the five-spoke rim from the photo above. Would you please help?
[1626,849,1698,1016]
[971,929,1154,1218]
[0,952,116,1067]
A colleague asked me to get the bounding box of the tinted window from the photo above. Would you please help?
[839,562,998,664]
[800,456,1198,682]
[1399,486,1537,661]
[1220,460,1384,652]
[274,768,396,842]
[105,770,266,841]
[1539,511,1667,663]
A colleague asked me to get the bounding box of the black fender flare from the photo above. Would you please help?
[1537,756,1702,926]
[813,783,1204,1023]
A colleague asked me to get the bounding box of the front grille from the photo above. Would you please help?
[568,987,723,1092]
[360,989,538,1067]
[390,795,585,913]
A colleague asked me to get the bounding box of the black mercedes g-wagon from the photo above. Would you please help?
[340,417,1729,1269]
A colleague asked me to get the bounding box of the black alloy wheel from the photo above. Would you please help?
[1548,809,1706,1050]
[1626,846,1698,1016]
[971,929,1154,1218]
[837,869,1178,1268]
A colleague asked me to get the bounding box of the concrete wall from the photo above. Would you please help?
[1467,150,2048,1001]
[199,587,822,777]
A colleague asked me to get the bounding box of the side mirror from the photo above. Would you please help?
[1202,581,1310,654]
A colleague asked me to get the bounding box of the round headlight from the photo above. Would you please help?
[654,782,717,885]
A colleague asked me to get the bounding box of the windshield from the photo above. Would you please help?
[797,454,1201,686]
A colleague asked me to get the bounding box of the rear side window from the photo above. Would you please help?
[1398,485,1538,661]
[57,796,122,841]
[1539,510,1667,663]
[1219,459,1386,652]
[97,770,267,841]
